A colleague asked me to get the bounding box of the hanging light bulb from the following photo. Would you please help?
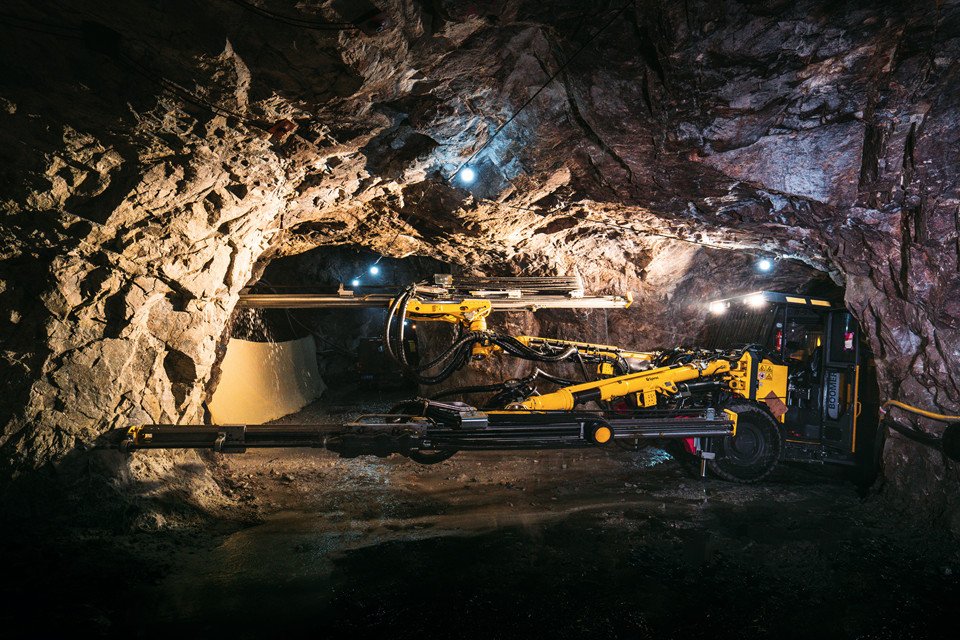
[458,166,476,184]
[369,265,380,276]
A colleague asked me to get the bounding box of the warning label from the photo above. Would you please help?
[764,390,788,418]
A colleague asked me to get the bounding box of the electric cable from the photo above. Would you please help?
[0,10,263,128]
[0,11,83,39]
[883,417,944,447]
[119,49,268,131]
[221,0,359,30]
[448,1,634,180]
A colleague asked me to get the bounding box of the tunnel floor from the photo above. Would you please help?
[4,390,959,639]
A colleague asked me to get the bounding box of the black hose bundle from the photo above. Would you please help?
[383,285,415,367]
[429,382,516,401]
[429,368,578,405]
[652,344,758,368]
[491,335,578,363]
[383,287,582,385]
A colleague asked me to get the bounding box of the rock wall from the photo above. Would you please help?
[1,0,958,524]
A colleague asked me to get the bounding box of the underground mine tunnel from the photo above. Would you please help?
[1,0,960,638]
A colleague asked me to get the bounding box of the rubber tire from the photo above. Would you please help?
[708,401,782,483]
[405,449,458,465]
[850,420,886,491]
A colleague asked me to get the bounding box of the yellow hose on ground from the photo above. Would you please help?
[882,400,960,423]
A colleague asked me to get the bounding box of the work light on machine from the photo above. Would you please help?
[708,301,728,315]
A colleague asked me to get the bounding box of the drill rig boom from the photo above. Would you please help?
[118,404,735,456]
[511,358,733,411]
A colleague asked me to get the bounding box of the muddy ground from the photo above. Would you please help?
[2,389,958,639]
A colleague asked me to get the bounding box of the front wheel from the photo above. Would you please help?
[405,449,458,464]
[389,400,459,465]
[708,401,782,483]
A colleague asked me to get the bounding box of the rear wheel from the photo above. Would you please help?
[708,401,782,483]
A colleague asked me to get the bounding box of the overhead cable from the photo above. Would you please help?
[221,0,359,30]
[448,1,634,179]
[0,10,83,39]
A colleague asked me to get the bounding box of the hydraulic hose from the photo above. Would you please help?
[429,382,516,400]
[383,285,481,384]
[413,332,482,372]
[415,346,474,385]
[397,291,413,369]
[383,285,415,366]
[492,335,578,362]
[384,289,593,385]
[429,368,578,404]
[409,334,578,386]
[531,368,578,387]
[402,340,472,385]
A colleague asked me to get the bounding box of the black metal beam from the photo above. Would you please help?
[114,410,732,457]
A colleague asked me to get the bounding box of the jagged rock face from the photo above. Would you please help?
[0,1,958,523]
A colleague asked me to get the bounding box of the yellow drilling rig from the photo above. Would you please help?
[118,277,892,483]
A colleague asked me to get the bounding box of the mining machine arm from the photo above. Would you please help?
[117,341,787,481]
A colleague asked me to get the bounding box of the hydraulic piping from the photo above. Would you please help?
[383,287,581,385]
[429,369,578,406]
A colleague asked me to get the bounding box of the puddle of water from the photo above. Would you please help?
[139,489,695,633]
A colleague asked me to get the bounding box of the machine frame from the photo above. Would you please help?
[115,281,884,484]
